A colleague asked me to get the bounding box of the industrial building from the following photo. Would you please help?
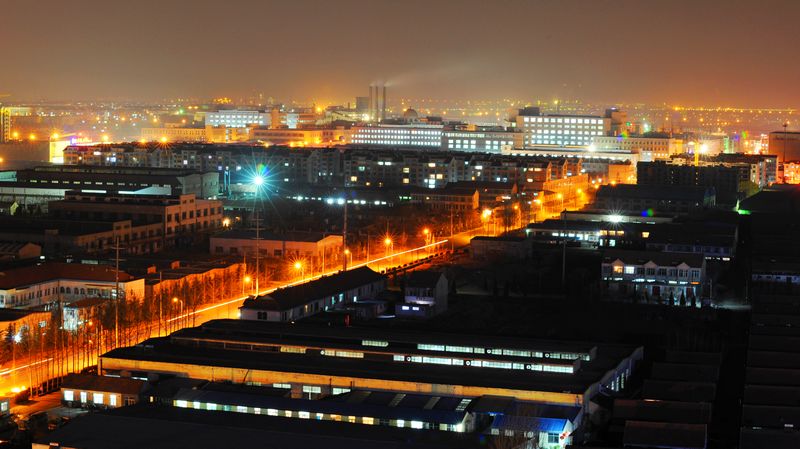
[98,318,642,448]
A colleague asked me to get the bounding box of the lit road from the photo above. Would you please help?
[3,235,473,401]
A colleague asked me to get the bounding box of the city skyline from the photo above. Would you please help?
[2,0,800,106]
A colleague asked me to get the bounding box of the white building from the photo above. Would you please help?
[210,230,342,268]
[205,110,269,128]
[601,249,706,305]
[592,136,685,162]
[441,130,521,153]
[348,124,443,148]
[0,262,144,309]
[517,113,610,148]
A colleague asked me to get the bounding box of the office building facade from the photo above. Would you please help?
[348,124,443,148]
[205,110,269,128]
[516,111,609,148]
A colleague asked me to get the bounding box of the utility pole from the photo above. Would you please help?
[158,271,162,337]
[254,205,260,295]
[342,197,348,271]
[450,210,454,251]
[113,236,121,348]
[561,209,566,293]
[783,121,789,183]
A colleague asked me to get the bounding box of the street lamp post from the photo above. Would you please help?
[294,261,305,281]
[783,121,789,183]
[253,174,265,295]
[383,237,393,270]
[172,297,184,331]
[242,275,252,295]
[343,249,353,269]
[481,209,492,234]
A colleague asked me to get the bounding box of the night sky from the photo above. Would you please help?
[1,0,798,106]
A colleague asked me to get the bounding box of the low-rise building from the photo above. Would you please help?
[0,262,143,309]
[61,373,148,409]
[0,308,52,337]
[0,241,41,261]
[239,267,386,322]
[0,216,164,256]
[49,191,223,251]
[471,236,529,260]
[396,270,449,319]
[644,221,738,261]
[98,318,643,443]
[594,184,715,215]
[601,249,707,305]
[408,185,479,211]
[210,230,342,269]
[63,297,107,331]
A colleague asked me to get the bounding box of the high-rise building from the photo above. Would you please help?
[355,96,370,113]
[768,130,800,162]
[0,106,10,143]
[205,110,269,128]
[515,108,610,149]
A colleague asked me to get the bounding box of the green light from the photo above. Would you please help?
[737,209,750,215]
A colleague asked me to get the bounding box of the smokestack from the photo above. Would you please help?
[381,85,387,122]
[367,85,373,122]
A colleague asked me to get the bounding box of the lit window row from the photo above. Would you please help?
[172,399,466,432]
[416,343,590,361]
[322,350,364,359]
[524,117,603,124]
[393,354,575,373]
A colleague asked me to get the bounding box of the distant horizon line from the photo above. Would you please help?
[2,97,797,112]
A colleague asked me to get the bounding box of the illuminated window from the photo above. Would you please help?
[63,390,74,401]
[362,340,389,347]
[612,265,623,274]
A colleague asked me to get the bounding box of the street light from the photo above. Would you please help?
[172,297,184,331]
[294,261,305,281]
[343,248,353,268]
[481,208,493,234]
[242,275,252,295]
[251,170,268,295]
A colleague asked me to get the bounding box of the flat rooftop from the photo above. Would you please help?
[35,404,486,449]
[101,319,639,396]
